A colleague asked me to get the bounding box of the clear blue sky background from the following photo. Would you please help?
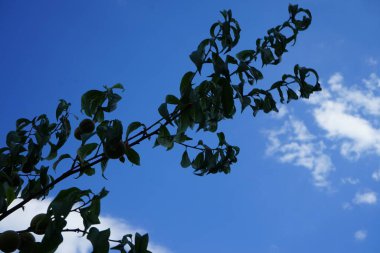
[1,0,380,252]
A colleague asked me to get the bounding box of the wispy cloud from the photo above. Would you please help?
[265,117,334,188]
[354,230,367,241]
[372,169,380,182]
[265,72,380,188]
[366,57,378,67]
[341,177,360,185]
[353,191,377,205]
[0,198,171,253]
[342,202,353,210]
[271,104,288,119]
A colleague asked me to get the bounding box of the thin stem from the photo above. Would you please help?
[175,142,223,152]
[62,228,122,243]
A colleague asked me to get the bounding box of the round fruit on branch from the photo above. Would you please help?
[18,232,35,251]
[0,230,20,253]
[79,119,95,134]
[74,127,82,140]
[30,213,49,235]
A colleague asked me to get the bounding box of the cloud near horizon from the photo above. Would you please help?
[0,198,171,253]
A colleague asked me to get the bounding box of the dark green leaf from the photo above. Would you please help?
[87,227,110,253]
[80,198,101,232]
[44,142,58,161]
[134,233,149,253]
[165,95,179,105]
[77,143,98,162]
[56,99,70,120]
[180,72,194,97]
[180,150,191,168]
[236,50,255,62]
[217,132,226,146]
[49,187,91,218]
[158,103,170,119]
[16,118,31,130]
[111,83,125,91]
[287,88,298,102]
[261,48,275,65]
[125,147,140,165]
[263,95,272,113]
[39,217,66,252]
[126,122,144,138]
[192,152,204,170]
[220,78,234,118]
[81,90,106,118]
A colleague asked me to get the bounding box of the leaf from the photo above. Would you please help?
[109,120,124,141]
[45,142,58,161]
[16,118,31,130]
[190,39,209,73]
[49,187,91,218]
[5,185,16,206]
[39,217,66,252]
[261,48,275,65]
[288,4,299,16]
[212,52,229,77]
[158,103,169,119]
[40,165,50,187]
[80,198,101,232]
[125,147,140,165]
[103,93,122,113]
[101,158,108,176]
[263,95,272,113]
[190,50,203,74]
[180,150,191,168]
[220,78,234,118]
[77,143,98,162]
[180,71,195,97]
[236,50,255,62]
[56,99,70,120]
[274,87,283,104]
[111,235,130,253]
[287,88,298,102]
[87,227,110,253]
[134,233,149,253]
[111,83,125,91]
[81,90,106,118]
[217,132,226,146]
[270,81,285,90]
[126,122,144,138]
[192,152,204,170]
[165,95,179,105]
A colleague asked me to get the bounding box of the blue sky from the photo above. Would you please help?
[0,0,380,252]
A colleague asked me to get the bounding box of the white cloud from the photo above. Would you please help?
[372,169,380,181]
[265,72,380,188]
[354,230,367,241]
[341,177,360,185]
[308,73,380,159]
[363,73,380,90]
[366,57,378,67]
[271,105,288,119]
[0,198,171,253]
[265,117,334,188]
[353,191,377,205]
[342,202,352,210]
